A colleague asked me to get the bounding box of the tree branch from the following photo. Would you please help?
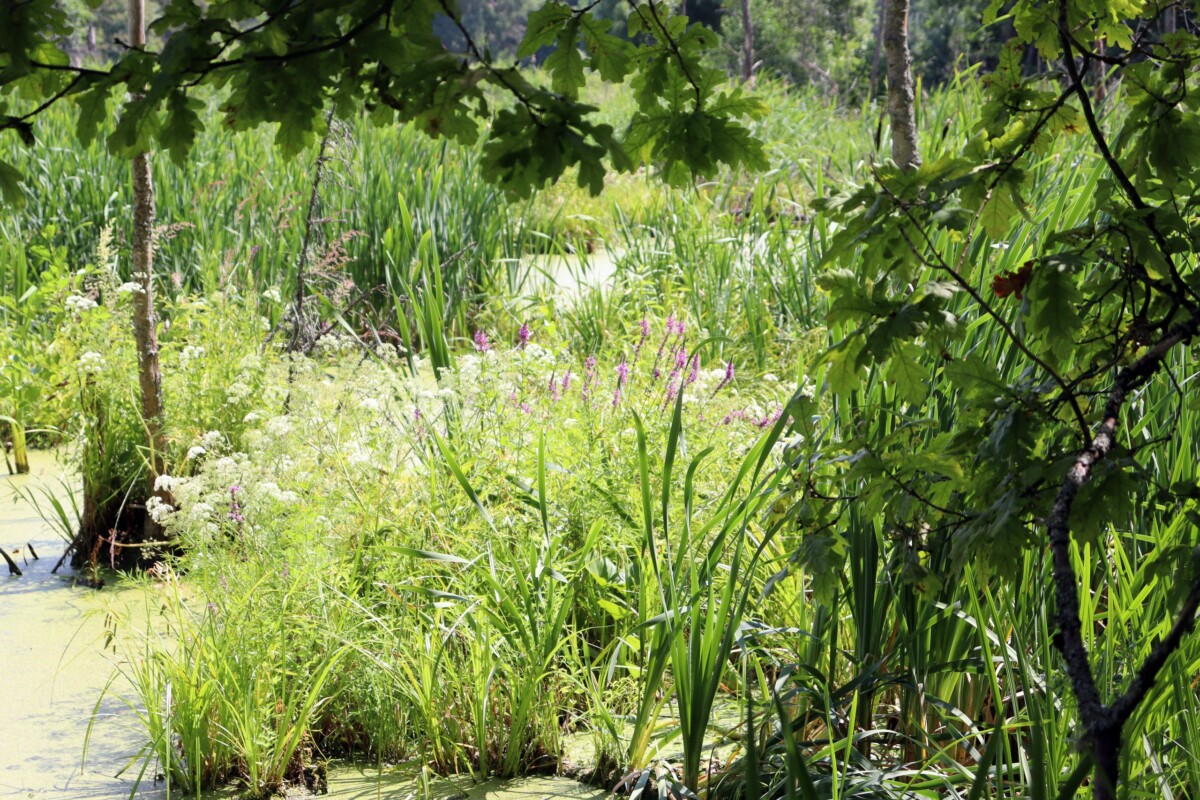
[1057,0,1200,311]
[1046,310,1200,798]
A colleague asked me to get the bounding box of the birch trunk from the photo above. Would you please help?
[740,0,754,84]
[883,0,920,170]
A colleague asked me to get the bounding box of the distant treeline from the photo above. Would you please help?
[55,0,1198,101]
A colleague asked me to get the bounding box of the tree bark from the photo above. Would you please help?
[740,0,754,84]
[883,0,920,170]
[128,0,168,543]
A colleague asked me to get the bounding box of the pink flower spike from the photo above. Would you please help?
[616,359,630,387]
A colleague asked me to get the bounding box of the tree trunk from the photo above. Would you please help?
[128,0,169,543]
[869,0,885,101]
[1093,38,1107,102]
[883,0,920,170]
[740,0,754,84]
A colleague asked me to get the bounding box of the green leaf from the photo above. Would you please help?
[1070,463,1136,544]
[160,90,203,166]
[74,83,112,146]
[980,184,1021,239]
[0,159,25,208]
[888,342,931,405]
[518,1,572,58]
[825,335,867,394]
[544,19,586,97]
[1028,257,1081,368]
[579,15,634,83]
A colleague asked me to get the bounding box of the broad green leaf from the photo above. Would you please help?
[0,159,25,208]
[888,342,931,405]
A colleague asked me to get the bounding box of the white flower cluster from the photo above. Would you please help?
[254,481,299,505]
[146,495,175,524]
[117,282,144,296]
[315,332,361,357]
[78,351,105,374]
[180,345,206,370]
[226,381,253,405]
[65,295,98,314]
[264,416,292,437]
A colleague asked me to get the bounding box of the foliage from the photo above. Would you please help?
[807,0,1200,795]
[716,0,876,95]
[0,0,766,204]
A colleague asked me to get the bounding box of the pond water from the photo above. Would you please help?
[0,454,606,800]
[512,249,619,301]
[0,452,167,800]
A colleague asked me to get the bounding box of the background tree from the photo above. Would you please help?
[883,0,920,169]
[716,0,875,94]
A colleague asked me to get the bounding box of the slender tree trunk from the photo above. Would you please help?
[1093,38,1107,101]
[740,0,754,84]
[883,0,920,170]
[869,0,885,101]
[128,0,168,542]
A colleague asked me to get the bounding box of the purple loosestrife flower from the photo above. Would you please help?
[613,358,630,408]
[473,329,490,352]
[228,485,244,524]
[712,360,735,398]
[561,369,572,394]
[685,354,701,387]
[583,355,598,404]
[757,406,784,429]
[518,322,530,349]
[664,347,686,399]
[633,317,651,363]
[549,373,560,402]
